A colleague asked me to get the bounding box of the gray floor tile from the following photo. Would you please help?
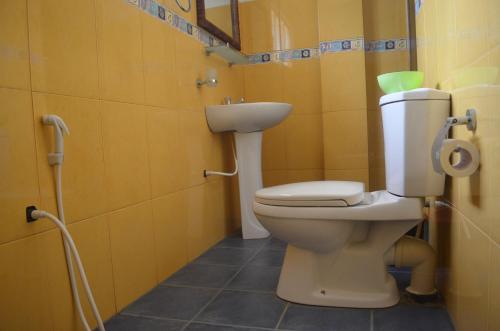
[373,304,455,331]
[227,265,281,292]
[263,237,287,251]
[194,247,255,266]
[248,249,285,267]
[278,304,371,331]
[216,233,269,250]
[164,263,239,288]
[123,286,217,320]
[195,290,286,328]
[185,322,266,331]
[104,315,186,331]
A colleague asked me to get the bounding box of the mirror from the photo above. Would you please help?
[196,0,241,50]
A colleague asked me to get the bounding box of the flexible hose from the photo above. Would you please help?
[32,209,106,330]
[54,165,91,331]
[53,164,105,331]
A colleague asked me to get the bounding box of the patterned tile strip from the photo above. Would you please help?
[127,0,222,47]
[125,0,409,65]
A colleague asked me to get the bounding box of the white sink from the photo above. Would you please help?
[205,101,292,239]
[206,102,292,133]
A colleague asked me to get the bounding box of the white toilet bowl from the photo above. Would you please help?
[252,89,450,308]
[253,181,425,308]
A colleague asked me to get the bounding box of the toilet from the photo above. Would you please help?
[253,88,450,308]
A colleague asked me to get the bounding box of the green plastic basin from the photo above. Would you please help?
[377,71,424,94]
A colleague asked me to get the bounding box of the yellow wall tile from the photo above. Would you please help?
[455,0,490,68]
[262,121,287,170]
[279,0,318,50]
[96,0,145,104]
[108,201,157,311]
[324,169,369,188]
[367,110,385,169]
[285,114,323,170]
[489,244,500,331]
[320,52,367,112]
[174,30,204,111]
[185,184,209,260]
[33,93,108,223]
[317,0,364,40]
[239,0,280,53]
[450,91,500,242]
[362,0,407,40]
[428,205,461,322]
[0,0,30,89]
[184,181,230,261]
[323,111,369,170]
[0,233,54,331]
[282,59,322,114]
[263,170,289,187]
[287,169,324,183]
[28,0,99,98]
[368,167,386,191]
[244,62,284,102]
[0,88,43,244]
[46,215,116,331]
[152,191,188,282]
[205,179,231,244]
[456,222,490,331]
[141,11,179,109]
[179,111,211,187]
[146,109,186,197]
[101,101,151,211]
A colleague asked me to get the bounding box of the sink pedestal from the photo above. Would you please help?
[234,131,270,239]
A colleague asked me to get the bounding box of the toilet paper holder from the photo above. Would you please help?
[431,108,478,174]
[448,108,476,132]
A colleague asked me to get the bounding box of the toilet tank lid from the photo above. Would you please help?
[255,181,365,207]
[379,88,450,106]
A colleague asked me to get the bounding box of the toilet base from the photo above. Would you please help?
[277,244,401,308]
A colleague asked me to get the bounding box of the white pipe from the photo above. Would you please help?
[42,115,105,331]
[30,209,106,331]
[391,235,437,296]
[204,135,238,177]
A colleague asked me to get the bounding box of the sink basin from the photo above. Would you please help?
[205,101,292,239]
[206,102,292,133]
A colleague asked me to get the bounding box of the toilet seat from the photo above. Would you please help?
[255,181,365,207]
[254,190,424,221]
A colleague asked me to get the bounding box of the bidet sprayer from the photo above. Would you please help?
[42,115,70,165]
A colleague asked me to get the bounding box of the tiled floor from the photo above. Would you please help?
[104,233,455,331]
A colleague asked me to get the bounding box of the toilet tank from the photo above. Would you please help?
[380,88,450,197]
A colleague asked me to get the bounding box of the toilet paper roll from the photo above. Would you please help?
[438,139,479,177]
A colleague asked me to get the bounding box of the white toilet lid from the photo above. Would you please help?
[255,181,365,207]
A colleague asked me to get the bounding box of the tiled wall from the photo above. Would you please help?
[318,0,370,187]
[416,0,500,330]
[363,0,410,190]
[239,0,325,188]
[240,0,411,192]
[0,0,243,329]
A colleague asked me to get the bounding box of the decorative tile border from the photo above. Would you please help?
[248,48,320,64]
[126,0,222,47]
[319,38,365,54]
[125,0,409,66]
[365,38,408,52]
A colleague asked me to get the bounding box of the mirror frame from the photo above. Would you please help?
[196,0,241,50]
